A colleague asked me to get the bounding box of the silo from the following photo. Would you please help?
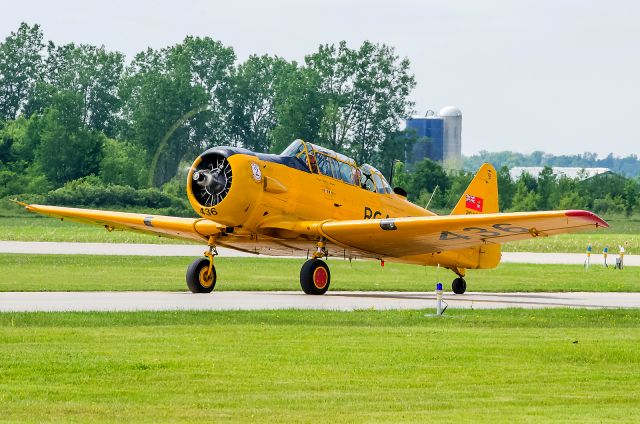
[404,112,444,166]
[438,106,462,168]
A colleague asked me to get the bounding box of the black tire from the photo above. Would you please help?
[452,277,467,295]
[186,258,216,293]
[300,259,330,295]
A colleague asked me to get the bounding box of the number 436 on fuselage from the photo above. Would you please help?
[17,139,608,295]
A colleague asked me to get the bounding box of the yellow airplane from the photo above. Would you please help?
[17,139,608,295]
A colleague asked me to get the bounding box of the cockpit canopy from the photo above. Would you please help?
[281,139,392,194]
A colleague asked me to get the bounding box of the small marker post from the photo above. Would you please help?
[436,283,443,316]
[585,243,592,270]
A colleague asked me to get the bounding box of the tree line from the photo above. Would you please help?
[465,151,640,177]
[394,161,639,216]
[0,22,415,209]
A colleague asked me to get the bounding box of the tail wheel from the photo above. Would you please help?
[186,258,216,293]
[452,277,467,295]
[300,259,330,295]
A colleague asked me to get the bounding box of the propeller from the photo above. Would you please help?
[192,154,232,207]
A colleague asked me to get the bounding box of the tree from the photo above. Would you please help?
[0,23,44,120]
[622,179,639,217]
[99,138,148,188]
[34,96,104,186]
[27,42,125,135]
[407,158,449,201]
[536,166,556,209]
[271,66,324,153]
[510,180,540,211]
[304,41,416,166]
[120,37,236,186]
[229,55,295,152]
[497,165,515,212]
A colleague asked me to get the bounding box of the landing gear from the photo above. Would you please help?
[300,258,331,295]
[186,239,217,293]
[300,238,331,295]
[452,277,467,295]
[186,258,217,293]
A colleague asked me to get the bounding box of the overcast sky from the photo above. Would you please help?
[2,0,639,157]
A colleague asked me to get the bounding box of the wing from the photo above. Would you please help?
[16,202,224,243]
[315,210,608,257]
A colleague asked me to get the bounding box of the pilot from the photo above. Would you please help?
[308,153,319,174]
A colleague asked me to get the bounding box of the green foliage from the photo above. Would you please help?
[35,105,104,186]
[270,66,324,153]
[557,191,585,210]
[510,181,541,211]
[405,158,448,200]
[623,179,638,216]
[229,55,295,152]
[592,194,626,215]
[120,36,235,186]
[0,23,44,120]
[99,138,148,188]
[44,176,191,216]
[27,42,125,135]
[304,41,416,165]
[497,165,515,211]
[465,150,640,178]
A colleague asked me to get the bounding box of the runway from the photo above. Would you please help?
[0,291,638,312]
[0,241,637,265]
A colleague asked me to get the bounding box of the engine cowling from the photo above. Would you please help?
[187,148,263,227]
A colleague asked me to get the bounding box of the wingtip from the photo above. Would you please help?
[9,198,33,211]
[10,198,27,206]
[565,210,609,228]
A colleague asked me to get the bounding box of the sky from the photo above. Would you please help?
[1,0,639,157]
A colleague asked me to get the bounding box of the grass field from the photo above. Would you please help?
[1,309,639,422]
[1,254,637,292]
[0,216,190,244]
[1,214,637,253]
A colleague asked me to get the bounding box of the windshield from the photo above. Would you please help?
[281,140,391,192]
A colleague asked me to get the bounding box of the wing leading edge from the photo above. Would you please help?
[315,210,608,258]
[17,203,224,242]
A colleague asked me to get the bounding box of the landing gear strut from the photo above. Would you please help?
[186,241,217,293]
[300,238,331,295]
[451,277,467,295]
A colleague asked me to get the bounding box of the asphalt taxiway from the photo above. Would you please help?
[1,291,638,312]
[0,241,637,265]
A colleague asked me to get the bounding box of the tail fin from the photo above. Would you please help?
[451,163,499,215]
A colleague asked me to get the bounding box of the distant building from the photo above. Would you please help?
[509,167,612,181]
[404,106,462,169]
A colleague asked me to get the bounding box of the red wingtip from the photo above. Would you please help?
[565,210,609,228]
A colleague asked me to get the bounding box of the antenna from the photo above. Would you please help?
[425,185,439,209]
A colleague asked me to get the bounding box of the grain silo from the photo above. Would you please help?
[438,106,462,167]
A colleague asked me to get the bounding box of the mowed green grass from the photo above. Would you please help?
[0,216,190,244]
[1,215,637,253]
[1,309,639,422]
[0,254,637,292]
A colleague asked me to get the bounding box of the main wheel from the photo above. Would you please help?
[300,259,330,295]
[186,258,216,293]
[452,277,467,295]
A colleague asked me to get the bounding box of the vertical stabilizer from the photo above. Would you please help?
[451,163,499,215]
[451,163,501,269]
